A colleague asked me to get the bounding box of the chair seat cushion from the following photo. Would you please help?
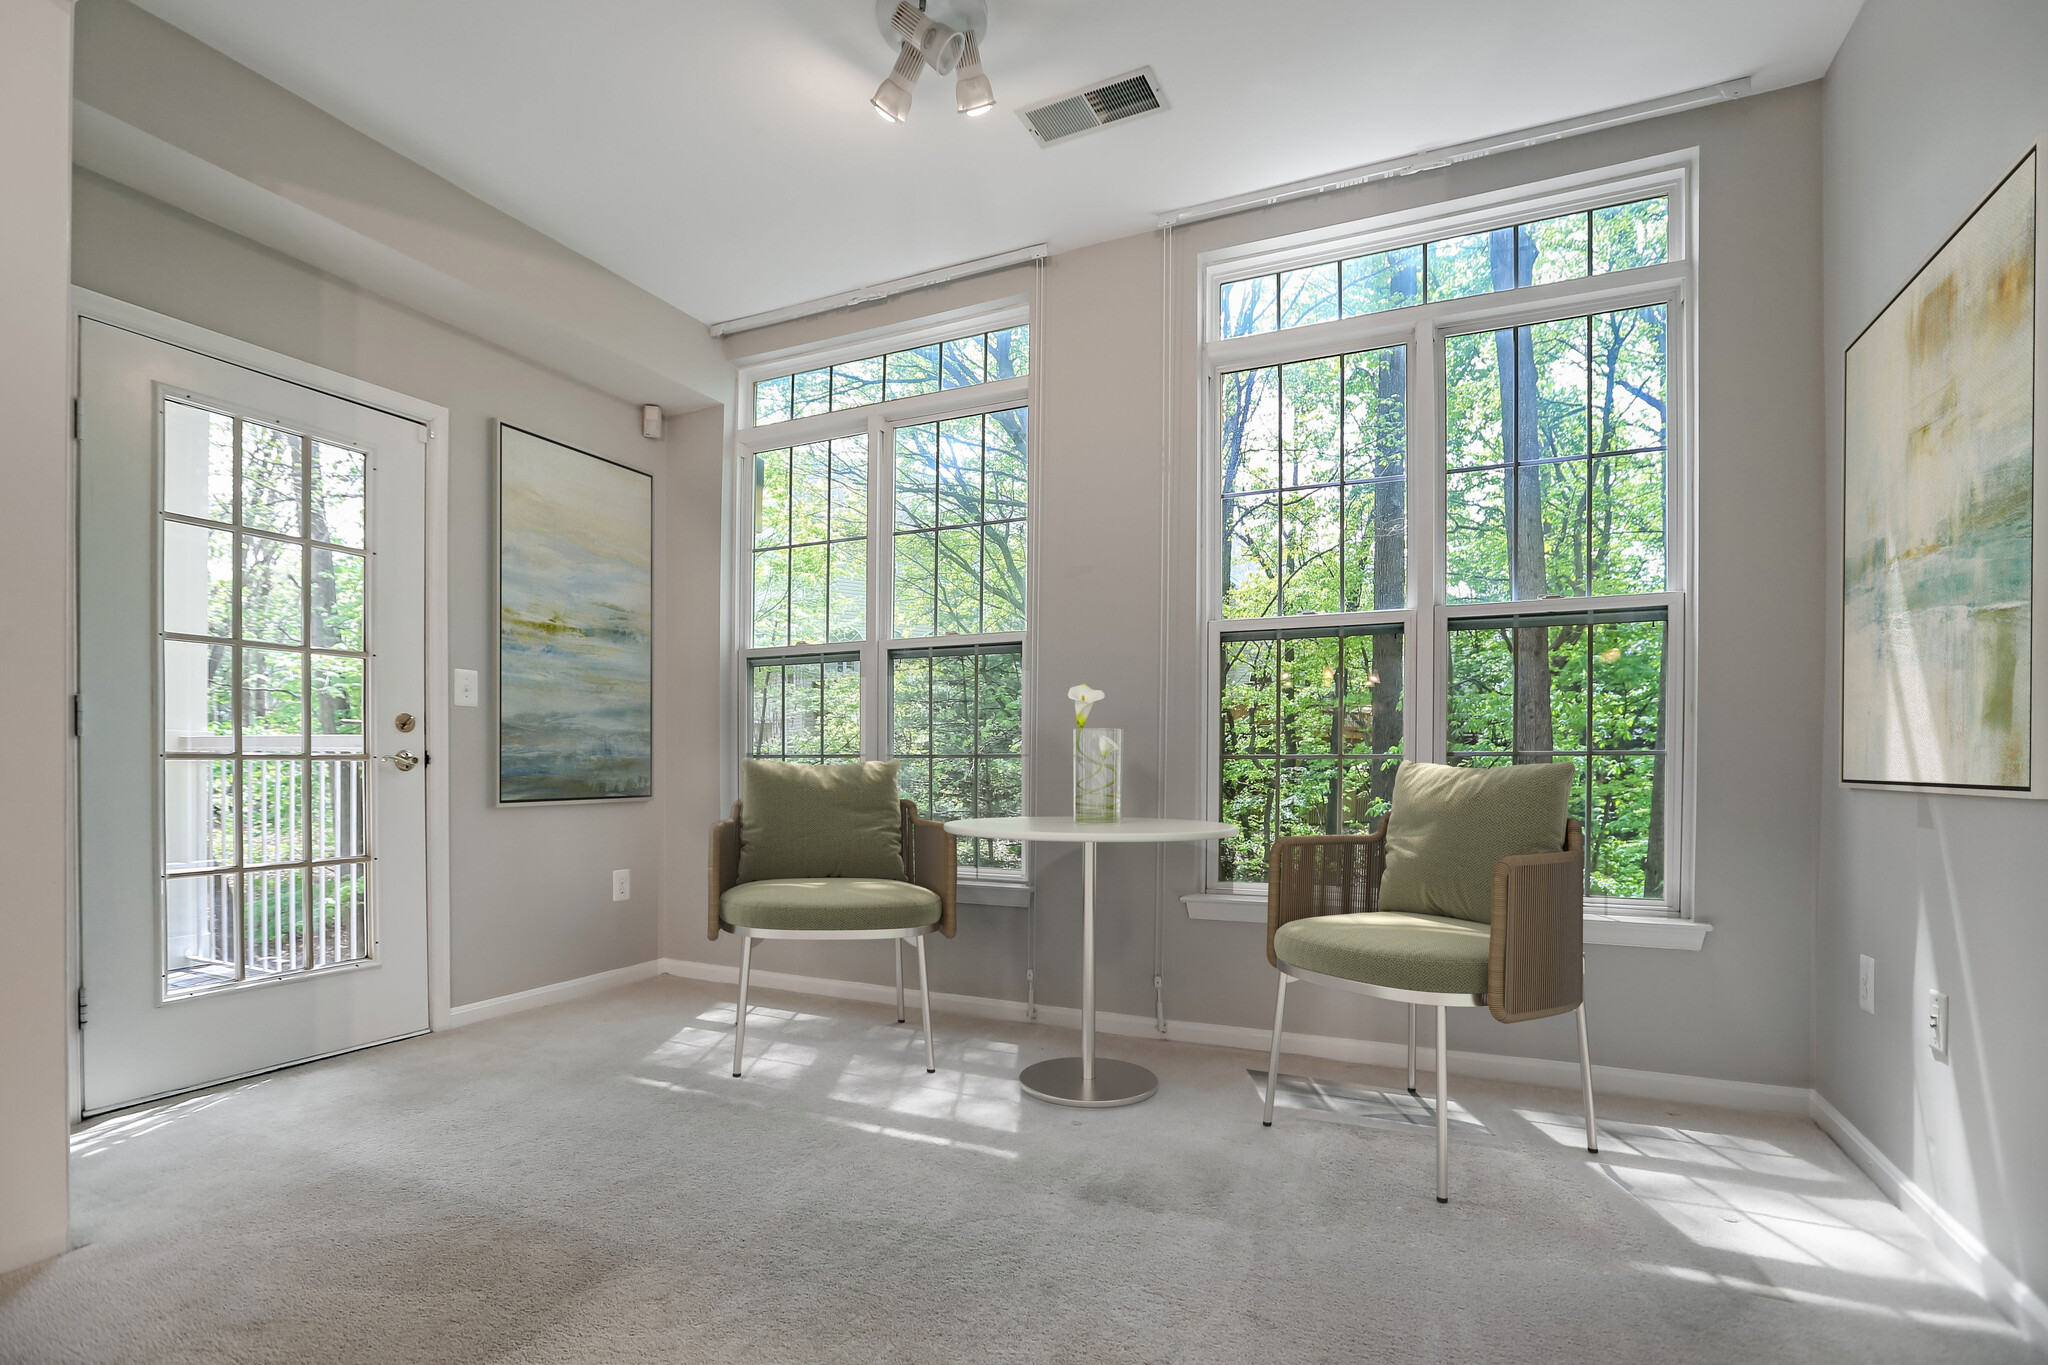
[721,878,940,933]
[1273,912,1491,996]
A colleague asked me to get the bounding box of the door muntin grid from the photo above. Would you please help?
[160,399,373,996]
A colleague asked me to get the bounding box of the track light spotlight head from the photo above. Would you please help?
[954,30,994,115]
[871,41,922,123]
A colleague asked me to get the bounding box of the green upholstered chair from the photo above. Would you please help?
[1261,760,1598,1203]
[709,759,958,1078]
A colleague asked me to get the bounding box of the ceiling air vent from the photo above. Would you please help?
[1017,67,1169,147]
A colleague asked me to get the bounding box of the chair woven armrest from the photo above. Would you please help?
[905,801,958,938]
[1487,817,1585,1023]
[708,801,742,941]
[1264,820,1388,969]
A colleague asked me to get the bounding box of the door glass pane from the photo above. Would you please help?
[240,423,302,536]
[310,548,365,650]
[312,760,367,860]
[310,443,366,548]
[241,535,304,645]
[241,648,306,750]
[164,759,235,872]
[312,655,365,753]
[163,402,235,524]
[243,867,306,977]
[163,640,234,753]
[163,522,233,638]
[164,875,237,993]
[241,759,306,866]
[312,863,368,967]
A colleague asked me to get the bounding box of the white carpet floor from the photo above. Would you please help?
[1,975,2036,1364]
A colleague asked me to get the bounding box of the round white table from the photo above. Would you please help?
[943,816,1239,1108]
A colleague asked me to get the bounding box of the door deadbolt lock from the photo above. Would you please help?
[380,750,419,773]
[394,712,416,733]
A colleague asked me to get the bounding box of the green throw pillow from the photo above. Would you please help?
[1376,760,1571,924]
[738,759,907,883]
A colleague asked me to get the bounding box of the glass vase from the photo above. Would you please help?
[1073,727,1122,823]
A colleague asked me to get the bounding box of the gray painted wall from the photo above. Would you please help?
[72,170,682,1006]
[1818,0,2048,1306]
[663,86,1827,1089]
[0,0,78,1276]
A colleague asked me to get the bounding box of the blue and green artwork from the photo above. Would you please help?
[499,425,653,802]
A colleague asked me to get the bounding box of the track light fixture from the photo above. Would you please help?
[870,0,992,123]
[954,31,994,115]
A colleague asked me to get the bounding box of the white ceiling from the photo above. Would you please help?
[127,0,1862,326]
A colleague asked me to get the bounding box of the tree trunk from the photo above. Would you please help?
[1488,230,1553,762]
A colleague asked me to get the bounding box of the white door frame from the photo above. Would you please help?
[67,288,455,1121]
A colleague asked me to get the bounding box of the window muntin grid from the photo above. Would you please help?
[159,399,370,996]
[1218,197,1667,338]
[1445,607,1668,899]
[753,435,868,648]
[889,642,1024,871]
[1445,306,1667,603]
[1220,345,1407,620]
[1218,624,1405,882]
[893,407,1028,638]
[753,325,1029,427]
[747,652,864,763]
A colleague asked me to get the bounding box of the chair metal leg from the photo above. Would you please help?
[1407,1003,1418,1096]
[1578,1001,1598,1154]
[895,938,905,1024]
[915,935,935,1073]
[1435,1004,1449,1204]
[732,938,754,1078]
[1263,972,1288,1126]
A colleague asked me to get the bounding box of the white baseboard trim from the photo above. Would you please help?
[1810,1091,2047,1348]
[444,960,663,1028]
[652,957,1809,1113]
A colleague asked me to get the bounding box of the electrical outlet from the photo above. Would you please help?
[453,668,479,707]
[1928,990,1948,1054]
[612,869,630,902]
[1858,955,1875,1014]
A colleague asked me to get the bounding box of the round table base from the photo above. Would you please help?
[1019,1056,1158,1108]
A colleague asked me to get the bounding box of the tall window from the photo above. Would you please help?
[1205,172,1687,911]
[739,317,1031,875]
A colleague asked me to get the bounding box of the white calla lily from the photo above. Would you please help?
[1068,684,1105,729]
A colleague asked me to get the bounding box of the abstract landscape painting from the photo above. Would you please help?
[499,425,653,802]
[1844,152,2037,791]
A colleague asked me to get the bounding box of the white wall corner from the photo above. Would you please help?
[1811,1091,2048,1347]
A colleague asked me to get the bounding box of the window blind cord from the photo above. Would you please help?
[1152,221,1175,1035]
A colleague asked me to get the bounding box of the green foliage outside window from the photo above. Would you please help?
[1446,611,1667,899]
[1221,347,1407,620]
[1219,626,1404,883]
[891,644,1024,871]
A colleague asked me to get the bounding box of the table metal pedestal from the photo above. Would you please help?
[1016,842,1157,1107]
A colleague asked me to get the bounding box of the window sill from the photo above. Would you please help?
[958,879,1031,909]
[1181,894,1710,951]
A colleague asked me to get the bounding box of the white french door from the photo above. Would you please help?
[78,319,430,1115]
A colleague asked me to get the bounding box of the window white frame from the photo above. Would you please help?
[1194,155,1697,917]
[729,301,1036,882]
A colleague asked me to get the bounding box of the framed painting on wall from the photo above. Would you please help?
[1843,146,2042,795]
[498,424,653,803]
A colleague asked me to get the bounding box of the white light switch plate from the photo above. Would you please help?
[1858,955,1875,1014]
[612,869,630,902]
[1928,990,1948,1054]
[454,668,478,707]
